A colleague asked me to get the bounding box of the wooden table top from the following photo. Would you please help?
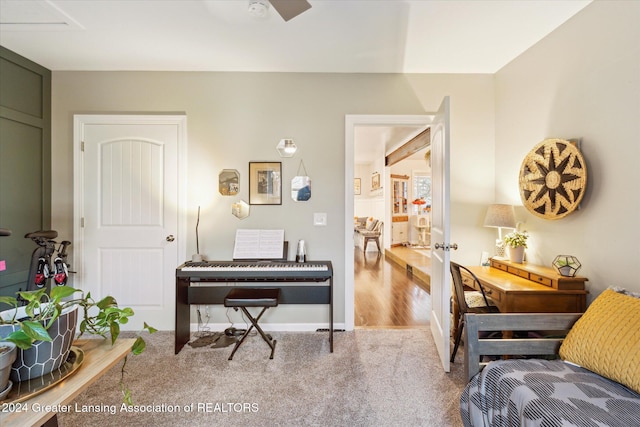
[1,338,134,427]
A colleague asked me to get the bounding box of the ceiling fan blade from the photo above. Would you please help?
[269,0,311,22]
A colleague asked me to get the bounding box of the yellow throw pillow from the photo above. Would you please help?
[559,288,640,393]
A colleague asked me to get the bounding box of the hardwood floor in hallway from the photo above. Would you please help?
[354,247,431,327]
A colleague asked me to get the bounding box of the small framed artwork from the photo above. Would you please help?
[218,169,239,196]
[371,173,381,190]
[249,162,282,205]
[480,251,490,267]
[354,178,361,195]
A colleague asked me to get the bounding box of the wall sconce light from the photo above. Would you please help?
[483,204,516,258]
[276,138,297,157]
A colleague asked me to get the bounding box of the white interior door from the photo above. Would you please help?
[74,115,186,331]
[429,97,452,371]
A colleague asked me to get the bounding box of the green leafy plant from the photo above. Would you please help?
[0,286,156,404]
[1,286,76,349]
[503,230,529,248]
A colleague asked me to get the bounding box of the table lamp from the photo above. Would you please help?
[483,204,516,258]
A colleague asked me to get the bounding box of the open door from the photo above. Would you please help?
[429,97,453,371]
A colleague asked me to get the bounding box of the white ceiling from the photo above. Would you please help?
[0,0,591,73]
[0,0,591,165]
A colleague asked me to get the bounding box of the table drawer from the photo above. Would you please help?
[530,274,552,287]
[461,274,475,288]
[460,271,501,302]
[482,286,501,302]
[491,259,508,271]
[507,266,530,279]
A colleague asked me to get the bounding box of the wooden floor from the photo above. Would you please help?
[354,246,432,328]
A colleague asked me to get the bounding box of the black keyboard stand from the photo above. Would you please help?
[174,260,333,355]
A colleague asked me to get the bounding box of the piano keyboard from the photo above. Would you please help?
[181,261,328,272]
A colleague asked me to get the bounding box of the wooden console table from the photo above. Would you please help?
[1,338,134,427]
[453,259,588,338]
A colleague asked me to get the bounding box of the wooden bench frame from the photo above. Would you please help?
[463,312,583,381]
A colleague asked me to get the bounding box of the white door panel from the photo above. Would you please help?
[74,116,186,331]
[429,97,451,372]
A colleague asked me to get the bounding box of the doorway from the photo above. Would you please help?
[344,114,431,330]
[73,115,187,330]
[352,122,431,328]
[345,100,451,371]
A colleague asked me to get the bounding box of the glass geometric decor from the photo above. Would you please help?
[552,255,582,277]
[232,200,250,219]
[276,139,297,157]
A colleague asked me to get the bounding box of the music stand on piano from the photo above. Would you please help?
[233,241,288,262]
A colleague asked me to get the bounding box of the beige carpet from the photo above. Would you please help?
[59,329,466,426]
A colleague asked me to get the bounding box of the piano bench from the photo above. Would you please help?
[224,287,280,308]
[224,288,280,360]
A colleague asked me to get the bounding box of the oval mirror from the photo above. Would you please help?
[232,200,250,219]
[219,169,240,196]
[291,176,311,202]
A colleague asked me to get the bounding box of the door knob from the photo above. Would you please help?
[166,235,175,242]
[434,242,458,251]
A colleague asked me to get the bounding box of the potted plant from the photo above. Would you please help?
[0,286,155,404]
[503,230,528,263]
[0,341,17,399]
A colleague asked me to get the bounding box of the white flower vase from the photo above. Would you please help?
[509,246,525,263]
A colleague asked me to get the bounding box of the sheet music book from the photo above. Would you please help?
[233,229,285,260]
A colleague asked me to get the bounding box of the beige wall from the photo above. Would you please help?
[49,0,637,324]
[494,1,640,298]
[51,72,495,325]
[406,75,497,262]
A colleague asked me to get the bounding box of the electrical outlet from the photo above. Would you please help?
[314,213,327,226]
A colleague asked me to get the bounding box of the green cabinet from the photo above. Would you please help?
[0,46,51,297]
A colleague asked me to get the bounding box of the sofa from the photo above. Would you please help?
[460,287,640,427]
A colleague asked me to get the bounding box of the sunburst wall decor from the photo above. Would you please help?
[519,138,587,220]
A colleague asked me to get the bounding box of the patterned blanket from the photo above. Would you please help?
[460,359,640,427]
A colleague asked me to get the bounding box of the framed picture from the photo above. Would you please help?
[218,169,239,196]
[371,173,381,190]
[249,162,282,205]
[480,251,490,267]
[354,178,361,195]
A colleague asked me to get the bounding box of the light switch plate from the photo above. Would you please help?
[314,213,327,226]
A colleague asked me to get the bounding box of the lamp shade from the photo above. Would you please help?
[483,204,516,229]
